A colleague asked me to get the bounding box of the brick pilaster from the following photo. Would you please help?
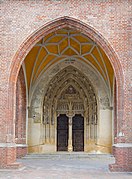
[109,143,132,172]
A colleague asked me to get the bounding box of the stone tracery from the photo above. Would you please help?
[42,66,97,144]
[27,27,113,154]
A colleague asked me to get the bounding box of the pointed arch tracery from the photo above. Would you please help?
[43,66,97,137]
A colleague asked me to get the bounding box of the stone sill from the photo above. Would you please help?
[113,143,132,147]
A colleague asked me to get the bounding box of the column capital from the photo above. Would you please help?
[66,112,74,118]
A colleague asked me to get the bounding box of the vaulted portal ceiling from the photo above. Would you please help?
[24,28,114,98]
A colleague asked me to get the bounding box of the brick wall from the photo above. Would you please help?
[15,67,26,143]
[16,145,28,159]
[0,0,132,171]
[15,67,27,158]
[0,144,17,168]
[109,144,132,172]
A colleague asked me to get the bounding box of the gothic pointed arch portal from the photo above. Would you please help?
[5,17,129,172]
[26,27,113,154]
[43,66,97,152]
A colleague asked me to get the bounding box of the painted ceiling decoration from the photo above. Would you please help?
[24,28,114,97]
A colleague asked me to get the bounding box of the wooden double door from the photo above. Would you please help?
[57,114,84,151]
[57,114,68,151]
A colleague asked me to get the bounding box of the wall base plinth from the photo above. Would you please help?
[0,143,21,169]
[109,143,132,172]
[1,162,22,169]
[16,144,28,158]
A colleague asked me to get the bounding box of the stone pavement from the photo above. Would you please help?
[0,154,131,179]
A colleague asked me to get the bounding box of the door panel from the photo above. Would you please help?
[72,114,84,151]
[57,114,68,151]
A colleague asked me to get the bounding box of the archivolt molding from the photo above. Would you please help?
[29,56,109,103]
[29,61,110,124]
[44,66,95,102]
[9,17,124,141]
[43,66,97,126]
[29,58,110,104]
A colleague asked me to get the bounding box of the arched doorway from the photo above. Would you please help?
[57,113,85,152]
[42,65,98,152]
[19,27,113,154]
[7,17,126,171]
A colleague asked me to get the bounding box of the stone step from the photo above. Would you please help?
[23,153,113,160]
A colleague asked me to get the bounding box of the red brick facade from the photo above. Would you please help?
[109,144,132,172]
[15,67,27,158]
[0,0,132,171]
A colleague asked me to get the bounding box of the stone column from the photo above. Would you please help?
[68,116,73,152]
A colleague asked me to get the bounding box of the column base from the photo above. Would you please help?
[0,143,21,169]
[109,164,132,172]
[68,145,73,152]
[109,143,132,172]
[1,163,22,169]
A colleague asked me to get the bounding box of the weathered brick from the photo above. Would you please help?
[0,0,131,171]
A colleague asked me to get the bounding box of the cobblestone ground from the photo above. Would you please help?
[0,156,131,179]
